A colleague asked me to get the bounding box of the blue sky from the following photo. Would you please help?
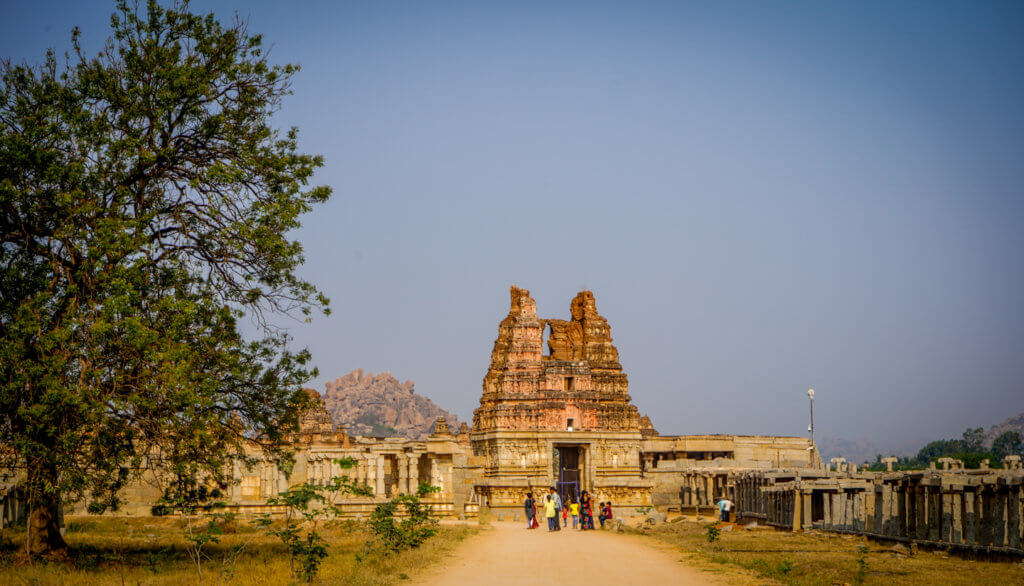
[3,1,1023,452]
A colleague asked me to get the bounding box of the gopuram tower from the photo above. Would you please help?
[470,286,654,510]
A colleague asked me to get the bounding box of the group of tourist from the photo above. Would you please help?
[716,497,735,522]
[523,488,613,532]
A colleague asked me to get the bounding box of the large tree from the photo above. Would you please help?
[0,0,330,555]
[992,431,1023,460]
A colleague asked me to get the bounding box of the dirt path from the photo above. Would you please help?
[412,520,722,585]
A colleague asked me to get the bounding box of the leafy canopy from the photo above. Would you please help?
[0,0,330,521]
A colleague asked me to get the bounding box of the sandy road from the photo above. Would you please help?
[411,520,721,586]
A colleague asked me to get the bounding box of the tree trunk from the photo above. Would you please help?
[25,498,68,558]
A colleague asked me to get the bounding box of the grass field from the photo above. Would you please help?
[630,516,1024,585]
[0,515,476,585]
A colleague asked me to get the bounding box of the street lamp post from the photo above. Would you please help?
[807,388,815,466]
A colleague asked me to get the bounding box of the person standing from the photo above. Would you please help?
[580,490,593,530]
[562,500,568,527]
[569,498,580,529]
[722,498,734,523]
[550,487,563,531]
[544,494,557,531]
[524,493,536,529]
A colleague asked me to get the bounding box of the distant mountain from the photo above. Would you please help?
[985,413,1024,445]
[321,369,460,439]
[816,436,893,465]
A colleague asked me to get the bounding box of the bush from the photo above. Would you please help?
[367,492,440,554]
[705,523,721,544]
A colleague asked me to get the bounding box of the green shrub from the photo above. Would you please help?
[367,490,440,554]
[705,523,721,544]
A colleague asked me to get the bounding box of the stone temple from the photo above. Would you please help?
[53,285,818,519]
[471,286,653,508]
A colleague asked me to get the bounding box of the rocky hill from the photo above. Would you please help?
[321,369,460,439]
[985,412,1024,445]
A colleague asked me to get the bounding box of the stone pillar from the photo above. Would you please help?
[356,457,366,486]
[802,491,813,530]
[855,492,865,532]
[942,490,954,543]
[977,489,991,546]
[1009,486,1022,549]
[823,492,832,528]
[992,490,1007,547]
[965,489,977,545]
[875,486,885,535]
[366,456,377,497]
[408,454,420,494]
[791,490,802,530]
[833,493,843,530]
[900,484,910,537]
[951,491,963,544]
[928,488,941,542]
[378,456,388,496]
[331,458,342,482]
[915,487,927,540]
[397,454,408,495]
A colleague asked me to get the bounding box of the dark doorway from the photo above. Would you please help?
[556,446,583,505]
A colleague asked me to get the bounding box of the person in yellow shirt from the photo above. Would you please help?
[544,494,557,531]
[569,498,580,529]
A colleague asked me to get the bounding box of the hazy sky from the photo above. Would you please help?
[4,1,1023,452]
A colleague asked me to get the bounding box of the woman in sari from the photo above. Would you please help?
[580,490,593,530]
[524,492,536,529]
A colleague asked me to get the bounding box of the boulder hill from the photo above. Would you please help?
[321,369,460,439]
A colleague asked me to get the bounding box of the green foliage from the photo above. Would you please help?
[251,458,367,583]
[870,426,1014,471]
[992,431,1023,459]
[355,412,383,426]
[416,481,442,498]
[253,485,329,583]
[775,559,794,575]
[153,484,248,584]
[854,545,870,585]
[962,427,986,452]
[705,523,721,544]
[0,0,329,554]
[366,488,440,554]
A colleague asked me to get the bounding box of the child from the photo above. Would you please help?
[599,501,613,528]
[544,494,557,531]
[562,500,569,527]
[570,498,580,529]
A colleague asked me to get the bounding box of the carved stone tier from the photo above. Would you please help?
[473,286,645,434]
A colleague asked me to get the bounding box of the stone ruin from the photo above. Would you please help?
[721,463,1024,555]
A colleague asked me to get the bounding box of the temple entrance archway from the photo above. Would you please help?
[555,445,585,505]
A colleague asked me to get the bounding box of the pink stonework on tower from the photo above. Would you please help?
[472,286,646,433]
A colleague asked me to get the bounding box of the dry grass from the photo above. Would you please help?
[628,516,1024,585]
[0,515,477,585]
